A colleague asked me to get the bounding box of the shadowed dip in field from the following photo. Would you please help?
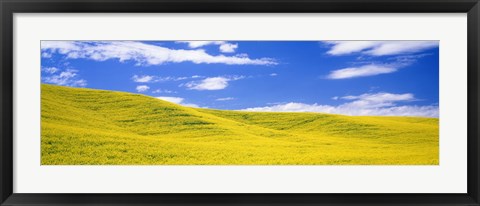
[41,84,439,165]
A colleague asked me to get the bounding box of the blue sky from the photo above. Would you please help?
[41,41,439,117]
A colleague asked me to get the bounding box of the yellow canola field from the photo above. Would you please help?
[41,84,439,165]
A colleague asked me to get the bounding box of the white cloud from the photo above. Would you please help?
[41,41,276,66]
[184,77,229,91]
[341,92,414,101]
[132,75,189,83]
[156,96,184,104]
[270,73,278,77]
[136,85,150,92]
[191,75,204,79]
[42,68,87,87]
[235,53,249,58]
[327,64,397,79]
[132,75,155,83]
[216,97,235,101]
[388,53,432,66]
[219,43,238,53]
[41,41,81,54]
[229,75,247,80]
[184,76,245,91]
[152,89,176,94]
[42,52,52,58]
[242,92,438,117]
[365,41,438,56]
[325,41,379,55]
[72,79,87,87]
[339,93,415,109]
[326,53,431,80]
[244,103,335,113]
[323,41,438,56]
[159,76,188,81]
[176,41,226,48]
[178,41,239,53]
[42,67,59,74]
[156,96,199,108]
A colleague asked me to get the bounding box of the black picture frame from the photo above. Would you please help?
[1,0,479,205]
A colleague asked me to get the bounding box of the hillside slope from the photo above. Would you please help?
[41,84,439,165]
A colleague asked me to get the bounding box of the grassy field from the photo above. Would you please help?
[41,84,439,165]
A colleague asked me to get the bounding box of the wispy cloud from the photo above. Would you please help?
[41,41,276,66]
[339,93,416,108]
[176,41,225,48]
[242,92,438,117]
[183,76,245,91]
[136,85,150,92]
[387,53,432,66]
[326,53,430,79]
[177,41,239,53]
[42,67,87,87]
[42,67,59,74]
[216,97,235,101]
[327,64,397,79]
[270,73,278,77]
[132,75,189,83]
[323,41,438,56]
[156,96,199,108]
[152,89,176,94]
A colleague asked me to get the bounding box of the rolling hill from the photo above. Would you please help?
[41,84,439,165]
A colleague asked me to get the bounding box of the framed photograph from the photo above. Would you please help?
[1,0,479,205]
